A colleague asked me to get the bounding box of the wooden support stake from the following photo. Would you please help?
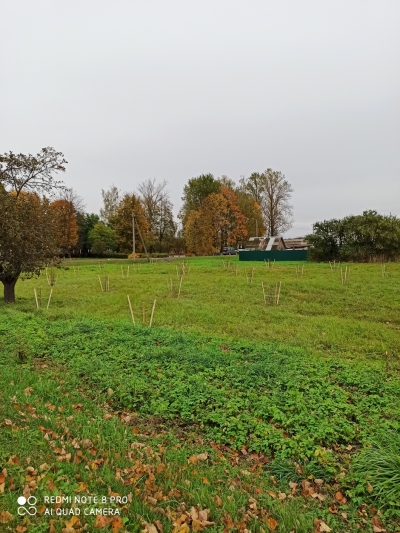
[262,282,266,304]
[46,288,53,309]
[276,281,282,305]
[274,282,278,304]
[301,265,304,278]
[34,288,39,308]
[178,276,183,298]
[127,265,130,276]
[39,287,42,307]
[340,268,343,285]
[142,302,146,325]
[98,275,104,292]
[127,295,135,325]
[149,299,157,328]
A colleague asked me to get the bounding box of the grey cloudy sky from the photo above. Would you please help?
[1,0,399,235]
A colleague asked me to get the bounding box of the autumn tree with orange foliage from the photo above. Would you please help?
[186,190,248,255]
[0,147,66,302]
[221,187,248,246]
[51,200,79,257]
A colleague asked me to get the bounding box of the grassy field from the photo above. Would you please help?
[1,257,400,533]
[6,256,400,361]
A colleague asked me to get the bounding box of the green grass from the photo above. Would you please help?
[1,257,400,532]
[6,257,400,362]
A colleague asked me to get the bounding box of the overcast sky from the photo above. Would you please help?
[1,0,399,235]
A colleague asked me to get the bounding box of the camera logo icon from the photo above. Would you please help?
[17,496,37,516]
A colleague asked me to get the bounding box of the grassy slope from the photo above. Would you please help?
[1,257,400,533]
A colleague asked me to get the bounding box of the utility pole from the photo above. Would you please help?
[132,212,135,262]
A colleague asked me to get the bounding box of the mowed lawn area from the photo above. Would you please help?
[1,257,400,533]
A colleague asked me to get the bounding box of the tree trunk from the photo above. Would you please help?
[2,276,18,303]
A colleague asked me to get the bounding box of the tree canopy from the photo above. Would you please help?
[307,211,400,262]
[0,147,67,302]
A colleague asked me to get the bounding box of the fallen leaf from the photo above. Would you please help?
[266,517,278,531]
[224,514,234,529]
[372,517,386,533]
[95,515,111,528]
[111,516,124,532]
[367,481,374,493]
[154,521,164,533]
[319,521,332,532]
[241,470,251,476]
[192,519,204,532]
[202,477,210,485]
[49,520,57,533]
[196,453,208,461]
[65,516,81,528]
[278,492,287,500]
[188,455,198,464]
[216,496,222,506]
[103,413,113,420]
[16,526,27,533]
[0,510,13,524]
[335,491,344,501]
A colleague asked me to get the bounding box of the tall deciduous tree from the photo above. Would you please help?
[185,193,229,255]
[180,174,221,226]
[240,169,293,235]
[137,178,176,252]
[50,189,83,257]
[76,212,100,255]
[0,191,59,302]
[0,147,67,197]
[88,223,117,255]
[0,147,67,303]
[261,169,293,235]
[112,193,149,254]
[100,185,121,227]
[221,187,248,246]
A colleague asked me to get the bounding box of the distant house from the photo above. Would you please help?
[244,236,309,251]
[282,237,310,250]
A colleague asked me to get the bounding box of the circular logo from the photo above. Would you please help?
[17,495,37,516]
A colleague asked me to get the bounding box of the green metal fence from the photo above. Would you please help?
[238,250,308,261]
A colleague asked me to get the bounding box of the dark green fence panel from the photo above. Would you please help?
[238,250,308,261]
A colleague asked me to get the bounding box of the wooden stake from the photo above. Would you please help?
[39,287,42,307]
[178,276,183,298]
[46,288,53,309]
[149,299,157,328]
[262,282,266,304]
[276,281,282,305]
[274,282,278,304]
[127,295,135,325]
[98,275,104,292]
[340,268,343,284]
[142,302,146,325]
[34,288,39,308]
[127,265,130,277]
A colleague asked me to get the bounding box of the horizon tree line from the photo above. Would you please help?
[2,146,398,304]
